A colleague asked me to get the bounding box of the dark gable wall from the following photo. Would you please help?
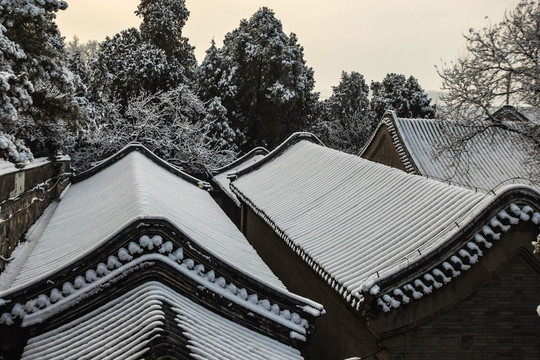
[382,253,540,359]
[376,222,540,359]
[361,125,408,172]
[242,206,384,360]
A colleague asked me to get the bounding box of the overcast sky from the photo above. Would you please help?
[56,0,521,98]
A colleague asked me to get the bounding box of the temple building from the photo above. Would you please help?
[229,133,540,359]
[0,144,323,359]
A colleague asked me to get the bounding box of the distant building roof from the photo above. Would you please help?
[362,111,538,192]
[231,134,540,312]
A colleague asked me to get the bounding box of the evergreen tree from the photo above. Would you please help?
[202,97,238,150]
[0,0,84,146]
[200,7,318,149]
[327,71,370,121]
[91,28,184,107]
[370,73,435,120]
[195,39,235,101]
[91,0,196,108]
[311,71,375,153]
[136,0,196,78]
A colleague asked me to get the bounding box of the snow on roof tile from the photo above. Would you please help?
[7,149,286,293]
[212,147,269,206]
[389,113,538,192]
[21,281,304,360]
[231,139,540,308]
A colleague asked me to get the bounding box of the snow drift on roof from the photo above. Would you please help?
[231,140,505,299]
[8,150,286,292]
[393,116,538,192]
[21,282,303,360]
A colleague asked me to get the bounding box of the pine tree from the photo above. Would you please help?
[311,71,375,153]
[200,7,318,149]
[195,39,235,101]
[136,0,196,78]
[91,28,184,107]
[370,73,435,120]
[327,71,370,121]
[202,97,238,150]
[0,0,84,147]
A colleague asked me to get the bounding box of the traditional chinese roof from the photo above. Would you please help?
[361,111,538,192]
[0,144,323,358]
[20,282,304,360]
[231,134,540,313]
[210,147,269,206]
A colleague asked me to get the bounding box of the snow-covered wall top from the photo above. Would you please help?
[21,281,304,360]
[6,150,286,293]
[212,148,269,206]
[390,113,538,192]
[231,139,539,308]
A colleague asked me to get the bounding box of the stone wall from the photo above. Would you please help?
[0,157,70,271]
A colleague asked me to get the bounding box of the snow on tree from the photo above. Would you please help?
[328,71,371,121]
[195,39,236,101]
[202,97,238,151]
[0,20,32,124]
[200,7,318,150]
[0,132,33,164]
[65,86,236,173]
[437,0,540,180]
[371,73,435,120]
[91,27,185,107]
[92,0,197,109]
[0,0,84,150]
[136,0,196,76]
[311,71,376,153]
[66,36,98,86]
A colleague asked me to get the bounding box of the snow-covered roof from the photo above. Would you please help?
[211,147,269,206]
[20,281,304,360]
[368,111,539,192]
[0,144,323,349]
[4,147,285,293]
[72,142,211,190]
[231,135,540,312]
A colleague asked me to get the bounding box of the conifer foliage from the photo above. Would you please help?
[0,0,83,148]
[370,73,435,120]
[92,0,195,107]
[311,71,375,153]
[198,7,318,150]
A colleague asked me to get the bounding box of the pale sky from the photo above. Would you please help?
[56,0,521,99]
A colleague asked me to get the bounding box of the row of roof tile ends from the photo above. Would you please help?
[0,110,539,359]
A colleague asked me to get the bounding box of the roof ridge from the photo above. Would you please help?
[233,132,323,180]
[210,147,269,175]
[71,143,211,190]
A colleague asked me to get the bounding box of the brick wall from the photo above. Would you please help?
[0,158,70,271]
[382,253,540,359]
